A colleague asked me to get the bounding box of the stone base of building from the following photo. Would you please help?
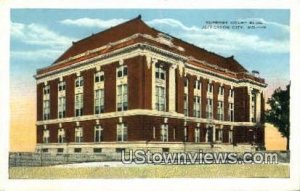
[36,142,259,155]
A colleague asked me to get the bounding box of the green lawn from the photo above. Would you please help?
[9,164,289,179]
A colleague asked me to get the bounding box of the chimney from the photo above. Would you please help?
[251,70,260,77]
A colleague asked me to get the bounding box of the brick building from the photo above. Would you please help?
[35,16,267,154]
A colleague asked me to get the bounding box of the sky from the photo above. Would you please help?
[10,9,289,151]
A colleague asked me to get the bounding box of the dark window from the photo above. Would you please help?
[162,148,169,153]
[74,148,82,153]
[42,148,48,153]
[94,148,102,153]
[57,148,64,153]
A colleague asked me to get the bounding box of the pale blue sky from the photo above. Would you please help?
[10,9,290,98]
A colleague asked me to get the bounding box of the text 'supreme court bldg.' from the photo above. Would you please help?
[35,16,267,154]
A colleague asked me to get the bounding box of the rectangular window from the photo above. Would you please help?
[217,101,224,120]
[43,100,50,120]
[195,128,200,143]
[193,96,201,118]
[160,124,168,142]
[155,65,166,80]
[117,84,128,111]
[208,83,213,93]
[219,86,224,95]
[94,125,103,142]
[43,85,50,95]
[117,123,128,142]
[117,65,128,78]
[74,148,82,153]
[75,93,83,116]
[184,127,188,142]
[155,86,166,111]
[58,81,66,91]
[43,129,50,143]
[75,76,83,87]
[75,127,83,143]
[95,71,104,83]
[194,80,201,90]
[57,148,64,153]
[229,103,234,122]
[215,129,223,142]
[58,96,66,118]
[206,98,213,119]
[229,89,234,97]
[184,94,188,116]
[94,148,102,153]
[57,128,65,143]
[95,89,104,114]
[184,78,188,87]
[153,126,156,139]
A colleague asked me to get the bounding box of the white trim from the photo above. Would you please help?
[36,109,256,127]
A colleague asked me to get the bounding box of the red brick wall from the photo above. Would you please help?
[49,79,59,119]
[175,68,184,114]
[102,62,117,112]
[36,83,44,121]
[222,125,230,143]
[82,68,95,115]
[223,85,230,121]
[234,87,249,122]
[213,81,220,119]
[64,74,76,117]
[36,125,43,143]
[143,56,152,109]
[201,78,208,118]
[127,56,143,109]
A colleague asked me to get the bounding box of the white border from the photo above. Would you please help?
[1,0,300,191]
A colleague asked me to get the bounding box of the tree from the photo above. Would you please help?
[265,84,290,150]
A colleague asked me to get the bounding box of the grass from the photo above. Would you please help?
[9,164,289,179]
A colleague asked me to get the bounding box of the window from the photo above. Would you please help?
[153,126,156,139]
[184,94,188,116]
[75,127,83,143]
[43,85,50,95]
[229,103,234,122]
[57,128,65,143]
[195,128,200,143]
[74,148,82,153]
[94,125,103,142]
[57,148,64,153]
[95,89,104,114]
[155,65,166,80]
[155,86,166,111]
[117,123,128,142]
[194,80,201,90]
[215,129,223,142]
[208,83,213,93]
[193,96,201,117]
[160,124,168,142]
[43,129,50,143]
[58,97,66,118]
[184,126,188,142]
[43,85,50,120]
[117,84,128,111]
[217,101,224,120]
[75,93,83,116]
[43,100,50,120]
[229,89,234,97]
[184,77,189,87]
[94,148,102,153]
[229,130,233,143]
[117,65,127,78]
[206,98,213,119]
[219,86,224,95]
[95,71,104,83]
[58,81,66,91]
[75,76,83,87]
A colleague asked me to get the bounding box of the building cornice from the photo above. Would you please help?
[35,33,266,87]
